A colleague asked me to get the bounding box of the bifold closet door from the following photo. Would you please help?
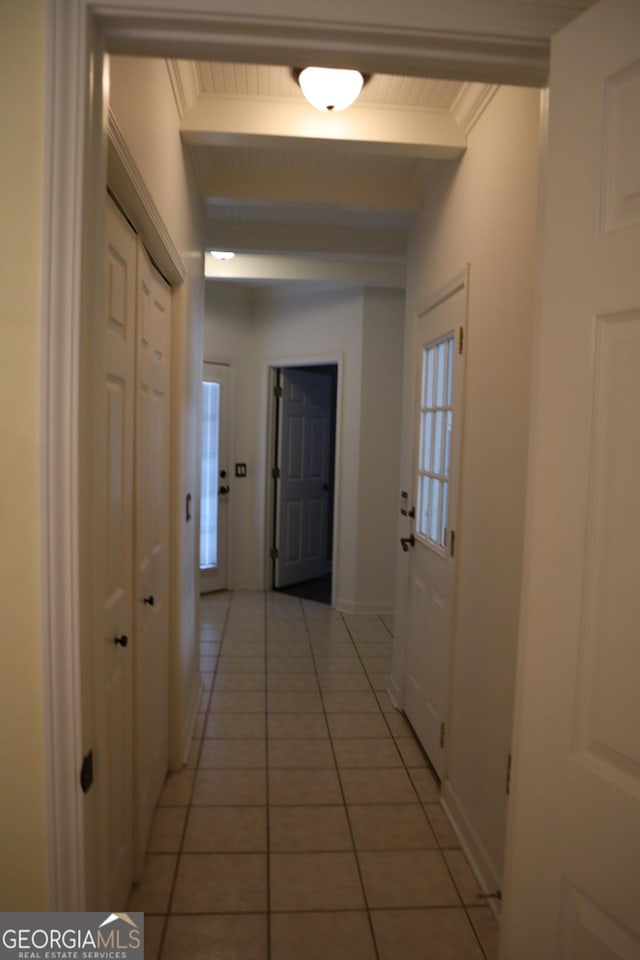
[99,197,171,904]
[134,241,171,869]
[99,198,136,907]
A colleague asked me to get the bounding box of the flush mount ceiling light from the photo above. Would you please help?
[209,250,235,261]
[293,67,370,113]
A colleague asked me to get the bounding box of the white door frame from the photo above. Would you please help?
[264,357,342,608]
[42,0,558,912]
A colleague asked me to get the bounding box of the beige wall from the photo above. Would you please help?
[356,289,405,610]
[203,281,404,611]
[394,85,541,885]
[0,0,49,909]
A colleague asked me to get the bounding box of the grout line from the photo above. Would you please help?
[302,602,383,960]
[164,596,231,925]
[263,589,272,960]
[149,593,490,958]
[151,594,231,959]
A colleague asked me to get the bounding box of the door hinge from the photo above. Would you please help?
[440,722,446,749]
[80,749,94,794]
[506,752,512,796]
[450,530,456,557]
[458,326,464,355]
[270,546,279,560]
[274,384,283,398]
[272,466,280,480]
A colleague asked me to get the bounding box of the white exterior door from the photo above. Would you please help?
[403,270,468,780]
[98,198,136,907]
[274,367,334,589]
[134,242,171,869]
[501,1,640,955]
[200,362,230,593]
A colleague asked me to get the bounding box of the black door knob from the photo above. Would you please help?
[114,635,129,647]
[219,485,230,495]
[143,595,155,606]
[400,535,415,552]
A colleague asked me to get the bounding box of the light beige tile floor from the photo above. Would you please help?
[129,590,499,960]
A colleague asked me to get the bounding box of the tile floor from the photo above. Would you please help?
[129,590,499,960]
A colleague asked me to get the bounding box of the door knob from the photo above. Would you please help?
[143,595,155,606]
[114,634,129,647]
[400,535,415,552]
[219,485,230,495]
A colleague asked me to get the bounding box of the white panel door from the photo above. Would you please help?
[501,1,640,955]
[200,362,230,593]
[99,198,136,907]
[404,270,468,780]
[274,368,333,588]
[134,241,170,869]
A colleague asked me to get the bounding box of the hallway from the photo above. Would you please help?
[129,591,499,959]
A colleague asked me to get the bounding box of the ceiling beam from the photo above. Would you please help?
[204,252,406,287]
[181,96,466,158]
[197,167,425,211]
[101,0,570,86]
[202,220,407,257]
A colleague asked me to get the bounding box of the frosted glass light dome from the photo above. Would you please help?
[297,67,365,112]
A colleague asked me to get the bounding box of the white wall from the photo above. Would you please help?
[203,281,405,611]
[393,85,541,888]
[256,284,365,608]
[202,283,260,588]
[109,56,204,768]
[356,289,405,611]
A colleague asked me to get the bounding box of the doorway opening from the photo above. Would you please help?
[271,364,338,606]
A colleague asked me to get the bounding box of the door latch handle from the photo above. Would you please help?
[143,595,155,606]
[114,634,129,648]
[218,485,230,495]
[400,534,415,552]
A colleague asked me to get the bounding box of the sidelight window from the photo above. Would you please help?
[200,380,220,569]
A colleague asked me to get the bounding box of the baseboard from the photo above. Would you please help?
[440,779,503,920]
[179,675,204,769]
[386,673,404,710]
[335,599,395,616]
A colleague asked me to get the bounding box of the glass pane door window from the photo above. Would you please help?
[200,380,220,569]
[417,334,455,550]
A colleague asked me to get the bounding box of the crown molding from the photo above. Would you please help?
[166,58,199,118]
[452,83,500,135]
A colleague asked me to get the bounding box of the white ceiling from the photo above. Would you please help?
[167,60,500,283]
